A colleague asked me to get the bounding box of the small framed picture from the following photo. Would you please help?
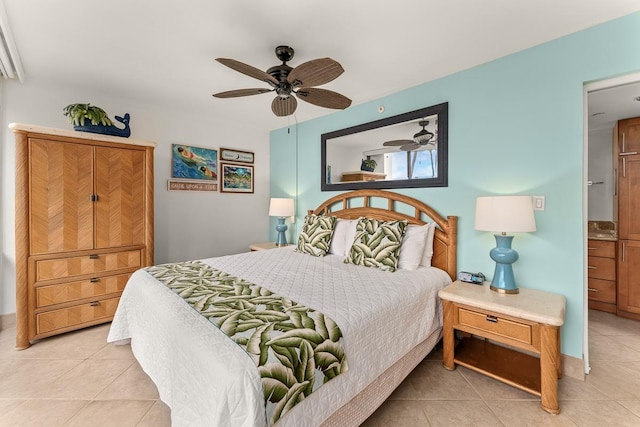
[172,144,218,181]
[220,163,254,193]
[220,147,254,164]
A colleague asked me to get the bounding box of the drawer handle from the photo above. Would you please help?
[588,288,599,292]
[587,247,598,250]
[90,278,100,283]
[485,315,498,323]
[588,266,597,269]
[89,254,99,260]
[89,301,100,307]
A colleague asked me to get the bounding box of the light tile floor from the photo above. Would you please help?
[0,309,638,426]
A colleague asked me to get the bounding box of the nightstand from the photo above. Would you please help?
[249,242,290,251]
[439,280,566,414]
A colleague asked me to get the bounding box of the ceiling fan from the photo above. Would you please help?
[382,120,436,151]
[212,45,352,117]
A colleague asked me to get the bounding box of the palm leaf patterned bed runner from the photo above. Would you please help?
[145,261,348,425]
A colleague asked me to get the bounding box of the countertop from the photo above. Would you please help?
[588,233,618,242]
[588,221,617,241]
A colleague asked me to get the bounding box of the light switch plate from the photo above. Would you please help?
[532,195,545,211]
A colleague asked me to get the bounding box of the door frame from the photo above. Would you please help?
[583,71,640,374]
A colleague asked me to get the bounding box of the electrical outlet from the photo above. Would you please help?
[532,196,545,211]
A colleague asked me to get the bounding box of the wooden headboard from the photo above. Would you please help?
[310,189,457,280]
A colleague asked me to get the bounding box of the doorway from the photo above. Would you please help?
[584,71,640,373]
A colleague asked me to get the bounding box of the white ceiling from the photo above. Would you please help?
[588,81,640,132]
[4,0,640,133]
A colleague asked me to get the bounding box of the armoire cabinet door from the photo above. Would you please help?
[94,146,146,248]
[618,155,640,240]
[618,240,640,315]
[29,139,94,254]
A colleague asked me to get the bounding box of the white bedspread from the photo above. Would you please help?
[108,246,451,426]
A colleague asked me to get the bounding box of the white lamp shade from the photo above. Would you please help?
[269,198,294,217]
[474,196,536,233]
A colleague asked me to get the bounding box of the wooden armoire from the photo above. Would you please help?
[12,124,154,349]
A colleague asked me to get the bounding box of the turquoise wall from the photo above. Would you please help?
[270,12,640,359]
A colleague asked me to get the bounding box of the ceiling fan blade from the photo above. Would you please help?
[216,58,279,85]
[383,139,414,147]
[287,58,344,87]
[400,143,421,151]
[296,88,352,110]
[271,96,298,117]
[213,88,273,98]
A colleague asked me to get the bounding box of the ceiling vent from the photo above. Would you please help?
[0,1,23,82]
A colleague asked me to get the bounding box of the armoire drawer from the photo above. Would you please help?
[35,250,142,282]
[36,296,120,335]
[587,278,616,304]
[36,273,131,308]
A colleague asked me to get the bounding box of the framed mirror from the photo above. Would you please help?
[321,102,448,191]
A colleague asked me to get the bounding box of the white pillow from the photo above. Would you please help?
[420,223,437,267]
[329,219,358,256]
[398,224,430,270]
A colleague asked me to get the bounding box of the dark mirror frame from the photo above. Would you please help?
[321,102,448,191]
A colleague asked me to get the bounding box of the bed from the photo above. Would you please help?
[108,189,457,426]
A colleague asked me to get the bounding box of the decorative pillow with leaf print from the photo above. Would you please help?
[344,218,408,272]
[295,214,337,256]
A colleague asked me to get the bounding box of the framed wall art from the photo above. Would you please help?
[220,147,254,164]
[220,162,254,193]
[172,144,218,181]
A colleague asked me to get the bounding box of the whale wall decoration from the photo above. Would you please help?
[73,113,131,138]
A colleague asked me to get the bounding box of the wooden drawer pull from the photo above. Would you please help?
[89,278,100,283]
[588,288,599,292]
[89,254,99,259]
[485,315,498,323]
[587,266,596,269]
[89,301,100,307]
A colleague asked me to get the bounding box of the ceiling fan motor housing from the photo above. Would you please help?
[267,63,294,98]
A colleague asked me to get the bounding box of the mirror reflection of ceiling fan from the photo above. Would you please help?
[212,45,352,117]
[382,120,437,151]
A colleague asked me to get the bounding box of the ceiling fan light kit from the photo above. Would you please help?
[213,46,352,117]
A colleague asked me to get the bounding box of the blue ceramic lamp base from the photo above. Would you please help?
[489,234,519,294]
[274,217,288,246]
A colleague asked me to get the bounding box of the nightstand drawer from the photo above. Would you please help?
[587,256,615,281]
[457,307,533,346]
[588,278,616,304]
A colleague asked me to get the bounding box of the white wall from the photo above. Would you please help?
[588,128,614,221]
[326,144,363,182]
[1,78,271,315]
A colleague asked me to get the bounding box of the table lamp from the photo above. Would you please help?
[474,196,536,294]
[269,198,294,246]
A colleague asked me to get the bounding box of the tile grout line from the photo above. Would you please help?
[134,400,163,427]
[456,367,508,427]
